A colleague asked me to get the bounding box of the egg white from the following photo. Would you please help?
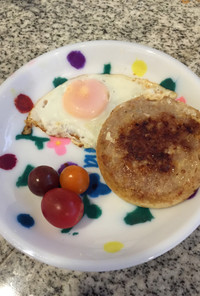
[27,74,176,148]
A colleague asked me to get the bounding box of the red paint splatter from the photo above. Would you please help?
[0,154,17,170]
[176,96,186,103]
[14,94,34,113]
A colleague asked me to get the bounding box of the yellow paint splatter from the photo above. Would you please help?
[103,241,124,253]
[132,59,147,77]
[55,140,61,146]
[10,88,17,96]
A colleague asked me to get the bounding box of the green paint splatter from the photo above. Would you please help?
[160,78,176,91]
[103,63,111,74]
[61,227,72,233]
[86,204,102,219]
[124,206,154,225]
[60,228,79,235]
[16,132,49,149]
[61,195,102,234]
[72,232,79,236]
[16,164,35,187]
[53,77,68,88]
[83,195,102,219]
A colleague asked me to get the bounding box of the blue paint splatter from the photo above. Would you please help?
[84,155,98,168]
[84,148,98,168]
[67,51,86,69]
[85,148,96,153]
[84,173,111,198]
[17,213,35,228]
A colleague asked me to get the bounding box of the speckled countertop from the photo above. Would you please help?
[1,0,200,295]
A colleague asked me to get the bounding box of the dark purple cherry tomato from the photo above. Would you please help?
[28,165,60,196]
[41,188,84,228]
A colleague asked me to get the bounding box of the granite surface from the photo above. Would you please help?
[1,0,200,295]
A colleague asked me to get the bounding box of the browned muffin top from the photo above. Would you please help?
[96,96,200,208]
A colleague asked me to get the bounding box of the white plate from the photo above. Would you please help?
[0,40,200,272]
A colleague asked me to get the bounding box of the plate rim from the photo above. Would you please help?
[0,39,200,272]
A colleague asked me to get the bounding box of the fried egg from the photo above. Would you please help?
[25,74,177,148]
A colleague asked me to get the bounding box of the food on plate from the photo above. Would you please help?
[27,164,90,228]
[96,95,200,208]
[60,165,90,194]
[24,74,177,148]
[28,165,60,196]
[41,188,84,228]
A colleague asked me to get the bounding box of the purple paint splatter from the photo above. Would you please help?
[58,161,78,175]
[67,51,86,69]
[0,154,17,170]
[188,188,199,200]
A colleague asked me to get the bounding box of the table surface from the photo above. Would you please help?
[1,0,200,295]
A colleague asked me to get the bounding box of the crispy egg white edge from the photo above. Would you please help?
[29,74,174,148]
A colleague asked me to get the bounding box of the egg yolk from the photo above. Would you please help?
[62,79,109,119]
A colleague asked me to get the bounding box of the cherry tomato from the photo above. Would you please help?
[41,188,84,228]
[28,165,60,196]
[59,165,90,194]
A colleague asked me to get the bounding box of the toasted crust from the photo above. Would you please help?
[96,96,200,208]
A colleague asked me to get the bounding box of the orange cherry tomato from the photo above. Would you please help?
[59,165,90,194]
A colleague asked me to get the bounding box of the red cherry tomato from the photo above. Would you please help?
[41,188,84,228]
[59,165,90,194]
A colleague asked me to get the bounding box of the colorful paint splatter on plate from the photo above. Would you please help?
[0,41,200,272]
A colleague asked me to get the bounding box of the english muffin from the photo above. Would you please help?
[96,96,200,208]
